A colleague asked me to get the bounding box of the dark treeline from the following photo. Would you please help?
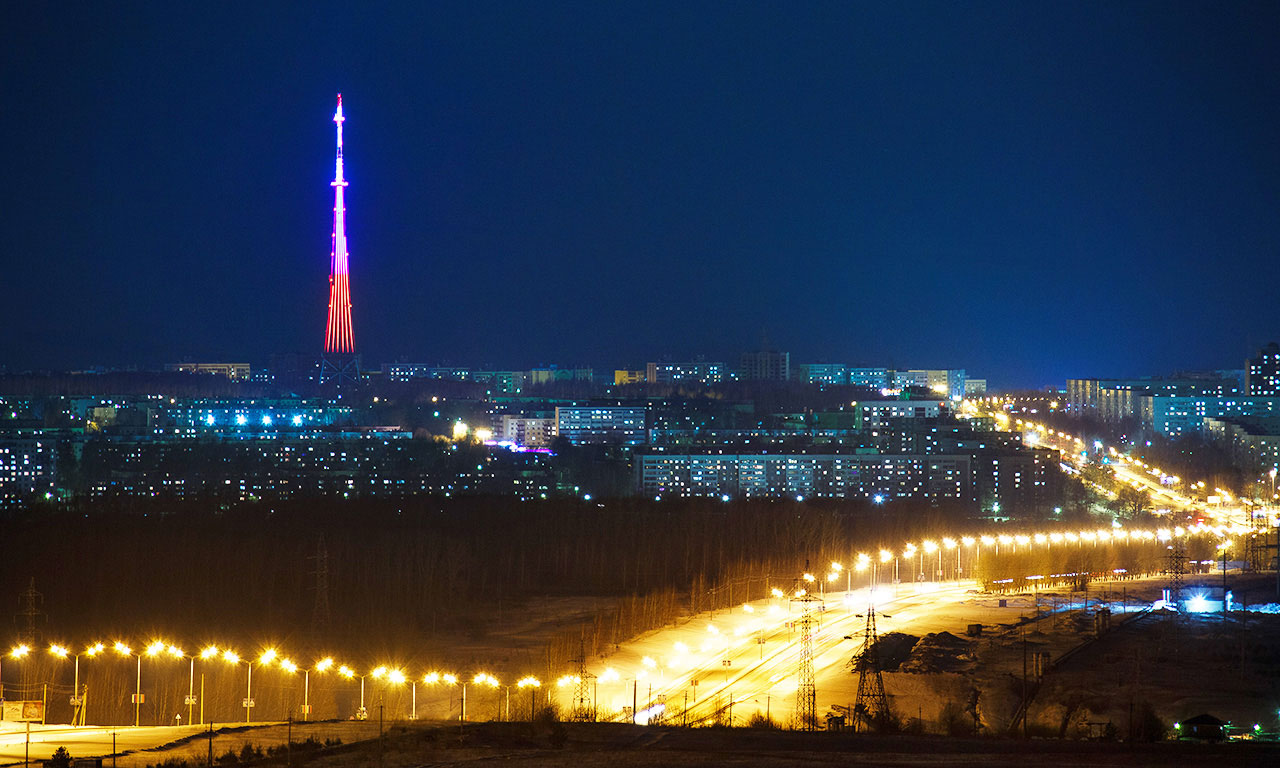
[3,495,980,654]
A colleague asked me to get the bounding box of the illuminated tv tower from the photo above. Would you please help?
[320,94,360,385]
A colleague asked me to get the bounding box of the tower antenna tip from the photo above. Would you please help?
[336,93,342,105]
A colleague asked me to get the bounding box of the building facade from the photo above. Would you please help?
[1139,394,1280,436]
[554,406,647,445]
[1247,343,1280,396]
[638,452,971,501]
[645,361,729,386]
[739,351,791,382]
[496,415,557,447]
[1203,416,1280,473]
[0,433,56,507]
[164,362,251,380]
[859,400,945,428]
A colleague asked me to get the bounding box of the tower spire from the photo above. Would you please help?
[324,93,354,355]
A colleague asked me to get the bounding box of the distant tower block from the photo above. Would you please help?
[320,93,360,386]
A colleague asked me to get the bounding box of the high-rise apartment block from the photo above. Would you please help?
[0,434,56,507]
[1247,342,1280,396]
[739,350,790,381]
[644,361,729,386]
[554,405,647,445]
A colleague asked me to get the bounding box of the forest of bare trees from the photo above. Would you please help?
[2,493,1199,726]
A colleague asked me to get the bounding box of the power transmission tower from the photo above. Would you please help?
[569,637,596,721]
[791,571,820,731]
[1245,509,1272,573]
[853,603,890,733]
[15,577,45,646]
[1163,540,1186,608]
[309,535,331,634]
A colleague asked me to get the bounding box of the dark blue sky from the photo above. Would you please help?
[5,2,1280,387]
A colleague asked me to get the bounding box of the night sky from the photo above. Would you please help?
[5,2,1280,387]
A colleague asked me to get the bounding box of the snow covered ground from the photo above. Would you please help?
[561,573,1280,735]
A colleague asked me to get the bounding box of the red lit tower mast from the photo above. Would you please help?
[320,94,360,385]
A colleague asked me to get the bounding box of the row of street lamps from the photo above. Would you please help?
[2,641,544,727]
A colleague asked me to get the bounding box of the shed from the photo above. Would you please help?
[1176,713,1226,741]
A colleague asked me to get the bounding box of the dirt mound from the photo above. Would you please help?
[900,631,976,674]
[865,631,919,671]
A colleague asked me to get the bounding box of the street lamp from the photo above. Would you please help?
[517,676,541,722]
[854,553,871,588]
[337,664,367,720]
[2,644,31,706]
[878,549,892,587]
[831,561,849,592]
[150,643,187,727]
[467,673,499,722]
[961,536,975,577]
[923,540,939,581]
[193,646,222,725]
[219,648,268,724]
[441,673,460,720]
[114,640,171,727]
[370,666,406,719]
[112,642,137,725]
[248,649,295,720]
[301,657,334,722]
[423,671,459,720]
[388,669,407,719]
[221,650,245,721]
[371,665,389,719]
[276,657,300,719]
[49,642,103,726]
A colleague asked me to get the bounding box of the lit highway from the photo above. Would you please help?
[574,579,1011,726]
[992,407,1265,528]
[0,723,201,765]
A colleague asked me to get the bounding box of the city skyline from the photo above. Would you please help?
[7,5,1280,751]
[5,3,1280,387]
